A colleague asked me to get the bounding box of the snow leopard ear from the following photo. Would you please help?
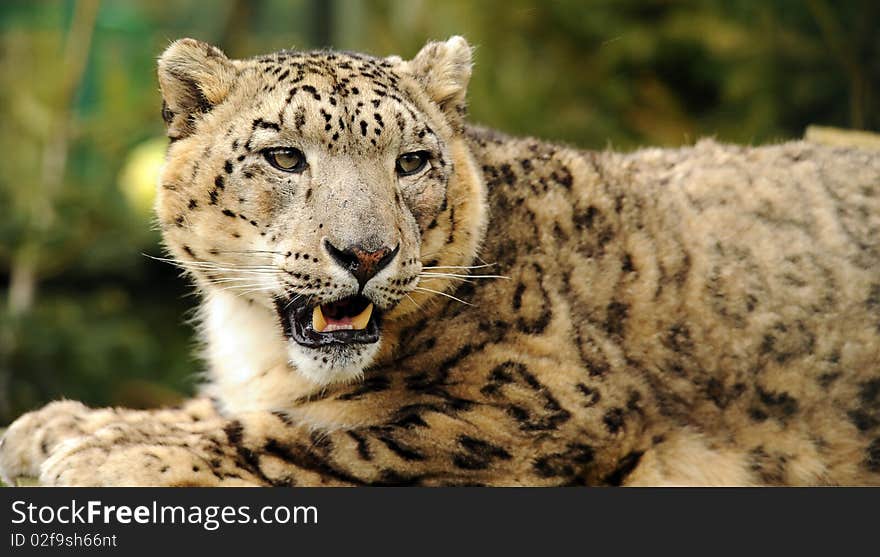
[157,38,237,140]
[404,36,473,129]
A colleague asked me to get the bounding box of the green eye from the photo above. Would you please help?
[264,147,306,172]
[395,151,429,176]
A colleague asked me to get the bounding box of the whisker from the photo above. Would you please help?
[209,276,281,285]
[176,262,282,271]
[419,276,475,285]
[419,247,476,260]
[404,293,423,311]
[421,263,497,270]
[199,278,271,287]
[179,264,282,275]
[414,286,473,306]
[191,270,284,279]
[209,249,285,256]
[200,276,276,283]
[144,254,283,272]
[419,272,509,280]
[200,285,263,296]
[237,286,280,297]
[283,294,304,310]
[207,279,270,288]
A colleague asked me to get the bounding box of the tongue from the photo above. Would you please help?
[312,302,373,332]
[325,315,354,330]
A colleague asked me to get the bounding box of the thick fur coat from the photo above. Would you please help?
[1,38,878,486]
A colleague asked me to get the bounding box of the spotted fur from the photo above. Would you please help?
[2,37,879,486]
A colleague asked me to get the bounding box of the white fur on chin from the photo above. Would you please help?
[199,290,377,413]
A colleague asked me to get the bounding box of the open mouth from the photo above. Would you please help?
[276,295,381,348]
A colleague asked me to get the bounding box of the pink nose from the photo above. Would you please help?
[324,240,399,288]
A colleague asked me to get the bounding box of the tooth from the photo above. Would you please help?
[312,306,327,332]
[350,303,373,330]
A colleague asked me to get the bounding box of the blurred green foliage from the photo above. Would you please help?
[0,0,877,425]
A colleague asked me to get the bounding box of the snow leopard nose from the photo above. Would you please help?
[324,240,399,289]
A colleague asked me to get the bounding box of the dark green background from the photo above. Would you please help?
[1,0,877,425]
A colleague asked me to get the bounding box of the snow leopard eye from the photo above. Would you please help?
[264,147,307,172]
[395,151,430,176]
